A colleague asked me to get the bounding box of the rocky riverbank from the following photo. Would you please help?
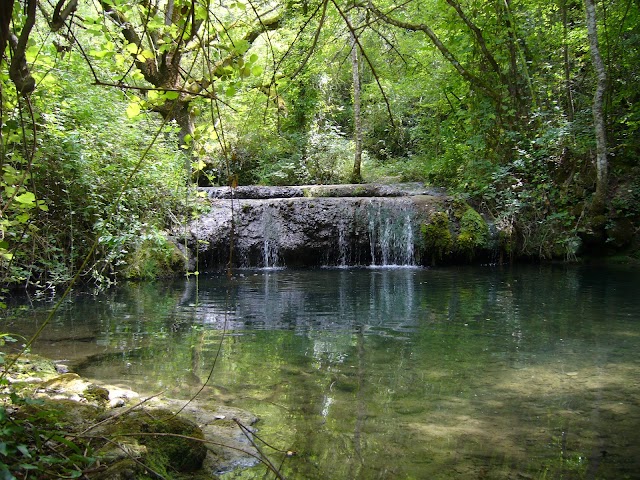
[1,354,262,479]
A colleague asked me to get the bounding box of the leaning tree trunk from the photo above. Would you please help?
[350,31,363,184]
[584,0,608,208]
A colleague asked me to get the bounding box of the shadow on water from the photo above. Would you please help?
[3,265,640,479]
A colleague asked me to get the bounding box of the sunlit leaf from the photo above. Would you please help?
[234,40,250,54]
[193,159,207,171]
[14,192,35,205]
[25,45,40,63]
[125,43,140,54]
[16,213,30,223]
[89,48,111,59]
[126,102,141,118]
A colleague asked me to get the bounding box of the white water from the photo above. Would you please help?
[261,206,281,268]
[366,202,416,267]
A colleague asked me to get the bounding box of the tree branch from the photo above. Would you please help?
[444,0,503,80]
[366,0,502,103]
[331,0,396,126]
[9,0,37,95]
[51,0,79,32]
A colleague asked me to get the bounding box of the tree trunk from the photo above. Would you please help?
[584,0,608,207]
[350,31,363,184]
[562,0,575,122]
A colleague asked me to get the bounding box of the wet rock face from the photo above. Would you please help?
[186,184,455,269]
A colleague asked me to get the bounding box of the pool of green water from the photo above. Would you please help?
[4,265,640,479]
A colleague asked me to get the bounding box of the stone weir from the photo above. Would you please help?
[181,183,496,269]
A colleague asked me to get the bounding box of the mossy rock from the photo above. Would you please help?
[422,211,453,260]
[84,383,110,403]
[456,207,489,254]
[91,458,146,480]
[15,398,104,431]
[606,217,635,248]
[103,408,207,474]
[124,235,187,280]
[2,354,59,381]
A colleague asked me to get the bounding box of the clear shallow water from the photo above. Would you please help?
[4,265,640,479]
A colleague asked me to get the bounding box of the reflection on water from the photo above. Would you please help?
[4,265,640,479]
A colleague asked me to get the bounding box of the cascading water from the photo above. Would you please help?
[189,184,458,270]
[261,205,281,268]
[366,201,417,266]
[337,220,350,267]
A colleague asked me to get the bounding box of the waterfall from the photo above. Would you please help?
[367,201,417,267]
[261,206,281,268]
[190,185,450,270]
[337,221,349,267]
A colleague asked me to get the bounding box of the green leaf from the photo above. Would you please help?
[251,65,264,77]
[15,213,30,223]
[125,43,140,54]
[234,40,250,55]
[126,102,141,118]
[193,159,206,171]
[25,45,40,63]
[14,192,35,206]
[16,445,31,458]
[164,91,180,100]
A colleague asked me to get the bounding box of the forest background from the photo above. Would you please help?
[1,0,639,299]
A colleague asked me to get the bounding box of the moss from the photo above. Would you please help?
[606,217,635,248]
[106,409,207,474]
[2,354,59,381]
[352,185,366,196]
[456,207,489,255]
[83,383,110,404]
[124,235,186,280]
[422,212,453,261]
[91,458,149,480]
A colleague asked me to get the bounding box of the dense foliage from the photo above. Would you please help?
[1,0,639,295]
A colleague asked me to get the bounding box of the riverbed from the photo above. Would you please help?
[3,264,639,479]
